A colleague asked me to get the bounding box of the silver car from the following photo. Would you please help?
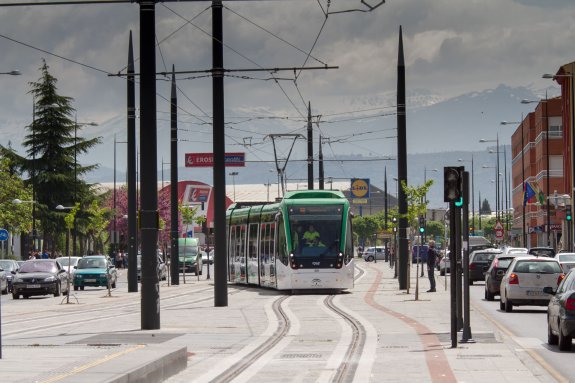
[362,247,387,262]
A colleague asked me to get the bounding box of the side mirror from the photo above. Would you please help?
[543,286,556,295]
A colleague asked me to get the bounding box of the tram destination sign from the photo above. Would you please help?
[185,152,245,167]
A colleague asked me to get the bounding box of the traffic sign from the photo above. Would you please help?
[0,228,8,241]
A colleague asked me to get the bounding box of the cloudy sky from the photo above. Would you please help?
[1,0,575,177]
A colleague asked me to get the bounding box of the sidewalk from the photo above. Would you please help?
[0,261,562,383]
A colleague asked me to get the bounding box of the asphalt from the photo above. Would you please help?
[0,260,565,383]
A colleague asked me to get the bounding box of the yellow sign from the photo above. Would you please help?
[350,178,370,198]
[352,198,368,204]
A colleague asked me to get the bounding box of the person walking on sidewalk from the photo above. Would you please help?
[427,240,438,292]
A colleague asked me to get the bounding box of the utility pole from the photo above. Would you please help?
[397,26,409,289]
[307,102,313,190]
[170,65,179,286]
[318,135,324,190]
[127,30,138,293]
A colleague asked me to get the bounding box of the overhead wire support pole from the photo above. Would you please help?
[307,102,313,190]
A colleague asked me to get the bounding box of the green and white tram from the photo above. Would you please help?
[226,190,354,291]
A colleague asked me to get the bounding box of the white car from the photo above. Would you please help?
[55,256,82,279]
[362,247,387,262]
[554,252,575,273]
[499,256,565,312]
[502,247,528,255]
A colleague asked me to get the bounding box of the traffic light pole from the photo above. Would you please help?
[461,171,474,343]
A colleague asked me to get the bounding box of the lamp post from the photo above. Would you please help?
[489,146,509,237]
[544,72,575,251]
[113,135,127,259]
[229,172,239,201]
[458,157,475,235]
[522,97,551,247]
[0,70,20,76]
[480,135,500,220]
[56,204,75,303]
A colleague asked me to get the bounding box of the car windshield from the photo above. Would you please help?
[508,248,527,253]
[0,260,16,271]
[473,253,495,262]
[57,258,78,267]
[77,258,106,269]
[513,260,562,274]
[559,254,575,262]
[529,249,555,257]
[495,257,515,268]
[19,261,58,273]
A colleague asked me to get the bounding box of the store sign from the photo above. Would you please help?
[185,152,245,167]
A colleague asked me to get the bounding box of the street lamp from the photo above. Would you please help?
[522,97,551,246]
[457,157,475,235]
[56,204,75,303]
[489,146,510,236]
[229,172,239,200]
[0,70,21,75]
[480,135,500,221]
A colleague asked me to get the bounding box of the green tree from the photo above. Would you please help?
[1,60,101,252]
[480,198,492,215]
[425,220,444,241]
[401,179,433,241]
[352,215,380,246]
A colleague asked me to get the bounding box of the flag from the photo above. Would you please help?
[532,181,546,205]
[523,182,536,206]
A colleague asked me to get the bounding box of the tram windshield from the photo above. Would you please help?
[288,205,343,260]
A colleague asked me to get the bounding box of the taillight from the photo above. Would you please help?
[509,273,519,285]
[469,263,476,270]
[290,253,297,269]
[557,274,565,285]
[493,259,499,268]
[335,252,344,269]
[565,298,575,311]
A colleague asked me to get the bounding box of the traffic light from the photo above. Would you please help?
[418,215,425,233]
[444,166,463,203]
[567,206,572,222]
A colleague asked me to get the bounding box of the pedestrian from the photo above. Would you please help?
[427,240,438,292]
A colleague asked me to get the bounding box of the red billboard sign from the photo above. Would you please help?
[185,152,245,167]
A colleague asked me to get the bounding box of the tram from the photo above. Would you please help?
[226,189,354,291]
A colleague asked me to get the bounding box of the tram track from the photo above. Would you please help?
[323,294,367,383]
[207,295,290,383]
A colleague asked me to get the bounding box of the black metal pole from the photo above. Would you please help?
[127,30,138,292]
[384,167,388,261]
[113,134,117,258]
[170,65,179,285]
[471,155,475,235]
[456,202,463,331]
[521,116,526,247]
[397,26,409,289]
[73,119,77,259]
[478,190,482,230]
[318,135,324,190]
[307,101,313,189]
[213,0,228,307]
[545,94,551,247]
[461,171,473,342]
[140,0,160,329]
[449,201,457,348]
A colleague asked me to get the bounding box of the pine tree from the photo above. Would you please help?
[480,198,492,215]
[1,60,101,251]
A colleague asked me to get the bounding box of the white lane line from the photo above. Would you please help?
[316,295,352,383]
[231,297,297,383]
[191,297,279,383]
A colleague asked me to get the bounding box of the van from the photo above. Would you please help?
[178,237,203,275]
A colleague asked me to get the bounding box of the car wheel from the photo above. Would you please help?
[558,322,573,351]
[54,282,61,297]
[74,286,78,291]
[80,286,85,291]
[12,292,19,299]
[367,256,374,262]
[1,285,7,295]
[499,295,505,311]
[23,295,29,299]
[504,297,513,312]
[485,288,494,301]
[548,318,558,345]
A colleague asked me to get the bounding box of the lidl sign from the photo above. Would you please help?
[350,178,370,199]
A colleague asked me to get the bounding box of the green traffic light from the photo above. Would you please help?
[454,196,464,207]
[567,214,572,222]
[419,227,425,233]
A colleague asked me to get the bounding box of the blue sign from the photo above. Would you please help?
[0,229,8,241]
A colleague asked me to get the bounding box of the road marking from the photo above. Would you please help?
[38,344,145,383]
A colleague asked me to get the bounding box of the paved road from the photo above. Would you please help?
[0,261,566,382]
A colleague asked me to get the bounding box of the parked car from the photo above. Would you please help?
[484,252,529,301]
[438,251,450,275]
[55,256,81,279]
[469,249,501,285]
[500,256,564,312]
[0,259,20,292]
[178,237,202,275]
[73,255,117,290]
[0,266,8,295]
[544,268,575,351]
[362,246,387,262]
[528,247,556,258]
[201,249,214,265]
[12,259,69,299]
[137,253,167,281]
[554,252,575,274]
[502,247,528,255]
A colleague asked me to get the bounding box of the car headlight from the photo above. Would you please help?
[75,275,82,279]
[100,274,108,278]
[44,276,56,282]
[14,277,23,283]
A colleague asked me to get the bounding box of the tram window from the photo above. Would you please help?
[269,223,276,261]
[345,216,353,263]
[277,218,288,265]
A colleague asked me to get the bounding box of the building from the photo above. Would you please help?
[511,97,566,249]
